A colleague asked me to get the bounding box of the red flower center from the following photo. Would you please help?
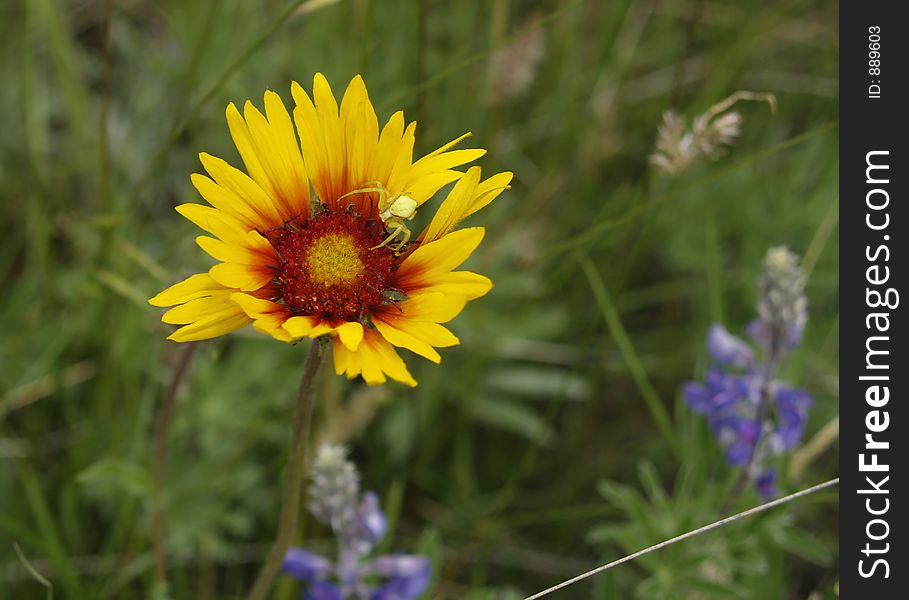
[265,209,396,322]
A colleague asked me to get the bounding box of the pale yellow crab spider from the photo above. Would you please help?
[339,181,418,251]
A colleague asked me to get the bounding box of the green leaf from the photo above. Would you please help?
[76,457,152,498]
[680,574,749,599]
[637,461,668,510]
[12,542,53,600]
[485,366,591,400]
[462,587,524,600]
[467,397,552,444]
[596,481,656,539]
[150,580,172,600]
[415,527,443,594]
[770,526,834,566]
[587,523,628,544]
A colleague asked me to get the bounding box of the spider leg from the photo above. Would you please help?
[338,186,388,200]
[370,222,405,250]
[389,226,412,252]
[353,290,367,321]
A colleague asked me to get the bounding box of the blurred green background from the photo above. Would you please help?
[1,0,838,598]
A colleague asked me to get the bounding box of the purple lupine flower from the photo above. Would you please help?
[747,318,804,353]
[773,386,812,449]
[282,445,431,600]
[354,492,388,545]
[682,248,812,498]
[683,367,750,415]
[706,324,754,368]
[307,581,344,600]
[716,417,763,466]
[283,549,335,581]
[755,469,777,499]
[369,555,432,600]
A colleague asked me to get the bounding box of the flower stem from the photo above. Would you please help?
[152,342,197,585]
[248,340,325,600]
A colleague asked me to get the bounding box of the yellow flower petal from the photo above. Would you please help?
[366,330,418,387]
[373,319,441,363]
[175,203,249,245]
[465,170,513,220]
[407,171,464,206]
[288,320,364,351]
[195,232,273,265]
[252,321,294,342]
[209,262,273,292]
[312,73,345,202]
[420,167,482,243]
[409,271,493,301]
[385,121,417,193]
[231,293,294,342]
[283,315,321,338]
[226,102,271,203]
[149,273,226,307]
[150,274,252,342]
[242,91,311,220]
[388,292,466,323]
[372,293,464,361]
[167,311,251,342]
[396,227,485,287]
[332,329,417,387]
[190,173,261,232]
[290,73,487,224]
[162,293,238,325]
[408,149,486,183]
[291,79,332,203]
[332,334,358,378]
[334,321,364,351]
[420,168,512,243]
[422,167,480,243]
[369,111,406,184]
[265,91,311,210]
[199,152,284,229]
[424,131,473,158]
[231,293,282,317]
[340,75,379,189]
[404,321,460,348]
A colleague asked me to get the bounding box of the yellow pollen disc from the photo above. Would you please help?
[305,233,365,286]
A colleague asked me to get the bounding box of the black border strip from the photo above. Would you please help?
[840,1,906,595]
